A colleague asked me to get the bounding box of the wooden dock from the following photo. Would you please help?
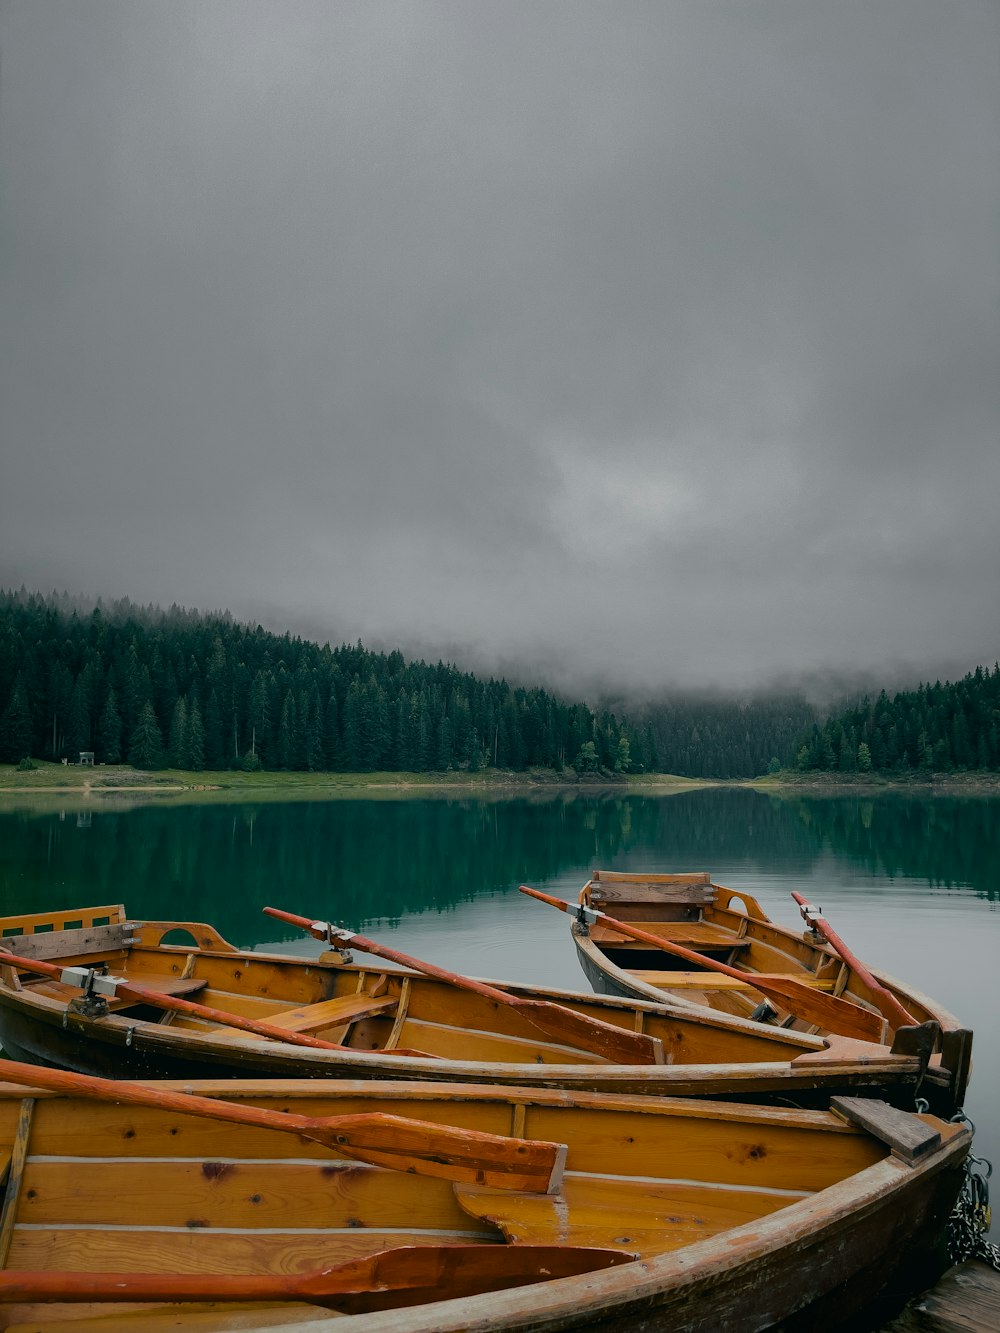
[882,1260,1000,1332]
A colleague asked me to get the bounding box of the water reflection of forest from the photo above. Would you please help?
[1,790,997,943]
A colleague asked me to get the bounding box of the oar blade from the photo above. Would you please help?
[514,998,664,1065]
[331,1243,638,1314]
[741,978,886,1043]
[0,1245,636,1311]
[306,1112,567,1194]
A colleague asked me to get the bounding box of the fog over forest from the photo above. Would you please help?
[1,3,997,699]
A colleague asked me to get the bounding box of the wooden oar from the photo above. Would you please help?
[790,892,918,1031]
[0,948,431,1058]
[519,886,887,1044]
[0,1245,635,1311]
[0,1060,565,1193]
[263,905,664,1065]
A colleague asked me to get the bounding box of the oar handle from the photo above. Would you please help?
[263,906,506,998]
[265,903,663,1065]
[790,893,917,1030]
[263,905,352,943]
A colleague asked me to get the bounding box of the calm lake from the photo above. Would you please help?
[1,786,997,1232]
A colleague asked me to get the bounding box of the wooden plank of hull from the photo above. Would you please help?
[261,1132,969,1332]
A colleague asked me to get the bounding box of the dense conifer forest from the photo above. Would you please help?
[635,696,818,780]
[3,590,995,779]
[793,667,1000,774]
[0,591,653,774]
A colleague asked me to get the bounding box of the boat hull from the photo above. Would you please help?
[0,906,936,1107]
[0,1077,972,1333]
[567,872,972,1116]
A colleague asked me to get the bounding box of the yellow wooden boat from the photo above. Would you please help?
[565,870,971,1111]
[0,903,940,1107]
[0,1071,971,1331]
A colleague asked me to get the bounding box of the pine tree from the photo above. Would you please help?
[97,688,123,764]
[187,696,205,771]
[128,701,165,769]
[168,696,189,769]
[0,675,34,762]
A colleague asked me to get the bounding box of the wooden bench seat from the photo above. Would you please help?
[23,975,208,1011]
[456,1172,803,1258]
[631,971,836,992]
[261,992,398,1035]
[590,922,747,951]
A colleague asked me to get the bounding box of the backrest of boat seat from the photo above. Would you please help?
[588,872,715,922]
[0,916,135,964]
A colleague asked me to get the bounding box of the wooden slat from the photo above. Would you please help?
[0,906,125,937]
[590,922,746,949]
[123,974,209,999]
[22,977,208,1013]
[262,993,397,1035]
[0,1100,34,1269]
[593,872,711,886]
[456,1172,802,1258]
[17,1158,477,1230]
[589,884,716,904]
[5,1228,488,1277]
[394,1019,606,1065]
[630,971,836,992]
[0,924,133,962]
[829,1097,942,1164]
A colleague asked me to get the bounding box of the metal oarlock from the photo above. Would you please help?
[313,919,357,947]
[575,903,600,927]
[61,964,125,1019]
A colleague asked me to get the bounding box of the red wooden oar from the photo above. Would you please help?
[0,1245,635,1312]
[0,1061,566,1193]
[791,892,918,1031]
[0,948,431,1058]
[263,906,664,1065]
[519,886,887,1044]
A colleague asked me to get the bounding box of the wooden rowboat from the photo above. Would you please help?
[0,904,939,1107]
[0,1071,971,1331]
[563,870,971,1111]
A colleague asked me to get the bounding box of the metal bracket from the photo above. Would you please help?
[575,903,600,929]
[58,965,125,999]
[67,993,110,1019]
[314,920,356,948]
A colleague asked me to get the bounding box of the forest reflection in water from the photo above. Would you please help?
[1,786,997,1231]
[1,787,997,937]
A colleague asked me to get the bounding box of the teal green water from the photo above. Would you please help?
[1,788,997,1230]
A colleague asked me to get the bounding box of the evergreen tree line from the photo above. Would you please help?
[0,590,654,774]
[792,666,1000,773]
[631,696,818,780]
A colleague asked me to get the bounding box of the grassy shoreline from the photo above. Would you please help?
[1,761,998,805]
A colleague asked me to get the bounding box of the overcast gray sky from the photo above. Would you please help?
[1,1,997,695]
